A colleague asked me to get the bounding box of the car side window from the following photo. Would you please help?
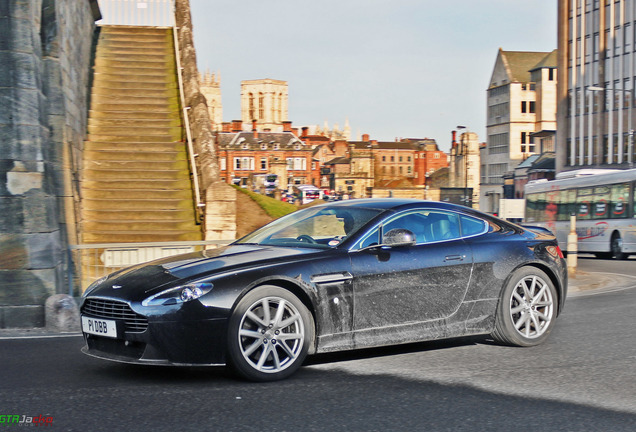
[358,210,462,247]
[459,215,487,237]
[422,211,460,242]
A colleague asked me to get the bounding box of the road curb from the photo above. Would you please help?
[568,270,636,296]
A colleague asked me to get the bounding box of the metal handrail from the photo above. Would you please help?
[171,11,205,220]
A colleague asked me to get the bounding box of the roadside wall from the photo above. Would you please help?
[0,0,99,328]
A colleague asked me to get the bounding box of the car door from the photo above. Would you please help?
[350,209,473,331]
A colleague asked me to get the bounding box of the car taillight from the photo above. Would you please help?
[547,245,564,259]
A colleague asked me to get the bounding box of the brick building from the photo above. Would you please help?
[216,120,313,191]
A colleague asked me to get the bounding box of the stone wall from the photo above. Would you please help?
[174,0,236,241]
[0,0,99,328]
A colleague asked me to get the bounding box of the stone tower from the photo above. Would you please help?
[199,70,223,131]
[241,79,288,132]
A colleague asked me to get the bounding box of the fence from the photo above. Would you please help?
[69,240,233,295]
[97,0,175,26]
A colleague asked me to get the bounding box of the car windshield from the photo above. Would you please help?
[236,205,383,248]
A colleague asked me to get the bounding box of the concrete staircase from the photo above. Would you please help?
[81,26,202,244]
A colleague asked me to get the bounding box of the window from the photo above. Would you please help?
[529,101,536,113]
[549,68,555,80]
[459,215,487,237]
[521,133,535,153]
[609,183,630,218]
[260,158,267,170]
[234,157,254,171]
[258,93,264,119]
[487,163,507,184]
[286,158,306,170]
[399,156,403,162]
[220,158,227,171]
[521,101,527,113]
[358,210,462,248]
[390,156,395,162]
[489,133,509,155]
[488,102,509,119]
[248,93,255,120]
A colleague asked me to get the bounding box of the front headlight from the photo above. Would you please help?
[141,282,214,307]
[83,275,109,298]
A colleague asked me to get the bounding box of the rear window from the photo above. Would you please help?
[460,215,487,237]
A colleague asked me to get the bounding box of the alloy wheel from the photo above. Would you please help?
[508,275,555,339]
[237,296,305,374]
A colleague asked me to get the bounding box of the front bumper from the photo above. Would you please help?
[80,296,231,366]
[82,317,228,365]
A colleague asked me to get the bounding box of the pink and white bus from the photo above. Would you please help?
[524,169,636,259]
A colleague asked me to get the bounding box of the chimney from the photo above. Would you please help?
[292,128,299,137]
[451,130,457,146]
[301,127,309,138]
[252,119,258,139]
[222,122,232,132]
[232,120,242,133]
[362,133,370,142]
[283,121,292,132]
[371,140,377,146]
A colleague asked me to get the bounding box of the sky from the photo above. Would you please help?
[189,0,557,152]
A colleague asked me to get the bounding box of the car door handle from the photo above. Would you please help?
[444,254,464,262]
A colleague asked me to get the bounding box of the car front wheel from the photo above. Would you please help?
[227,285,314,382]
[492,267,557,347]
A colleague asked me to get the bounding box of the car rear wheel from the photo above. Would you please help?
[492,267,557,347]
[227,285,314,382]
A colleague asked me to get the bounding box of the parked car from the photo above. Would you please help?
[80,199,567,381]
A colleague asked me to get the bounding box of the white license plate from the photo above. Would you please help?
[82,316,118,338]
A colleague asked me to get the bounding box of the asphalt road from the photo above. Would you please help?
[1,260,635,431]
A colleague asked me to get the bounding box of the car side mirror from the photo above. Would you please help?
[383,228,416,247]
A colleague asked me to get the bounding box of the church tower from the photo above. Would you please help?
[241,79,288,132]
[199,70,223,131]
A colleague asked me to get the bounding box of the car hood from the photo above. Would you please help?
[85,244,324,301]
[160,244,322,278]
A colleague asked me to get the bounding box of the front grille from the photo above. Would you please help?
[82,298,148,333]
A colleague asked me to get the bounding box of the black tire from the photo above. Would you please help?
[492,267,557,347]
[227,285,314,382]
[611,233,628,260]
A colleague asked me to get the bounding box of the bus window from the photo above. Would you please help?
[610,183,630,219]
[525,193,539,222]
[557,189,577,221]
[592,186,610,219]
[576,187,594,220]
[545,190,559,222]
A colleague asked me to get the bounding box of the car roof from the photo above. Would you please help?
[314,198,465,212]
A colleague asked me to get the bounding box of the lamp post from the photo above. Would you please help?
[456,125,470,207]
[586,85,633,167]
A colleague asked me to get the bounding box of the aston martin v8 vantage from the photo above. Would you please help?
[80,199,567,381]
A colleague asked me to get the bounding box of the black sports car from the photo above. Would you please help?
[80,199,567,381]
